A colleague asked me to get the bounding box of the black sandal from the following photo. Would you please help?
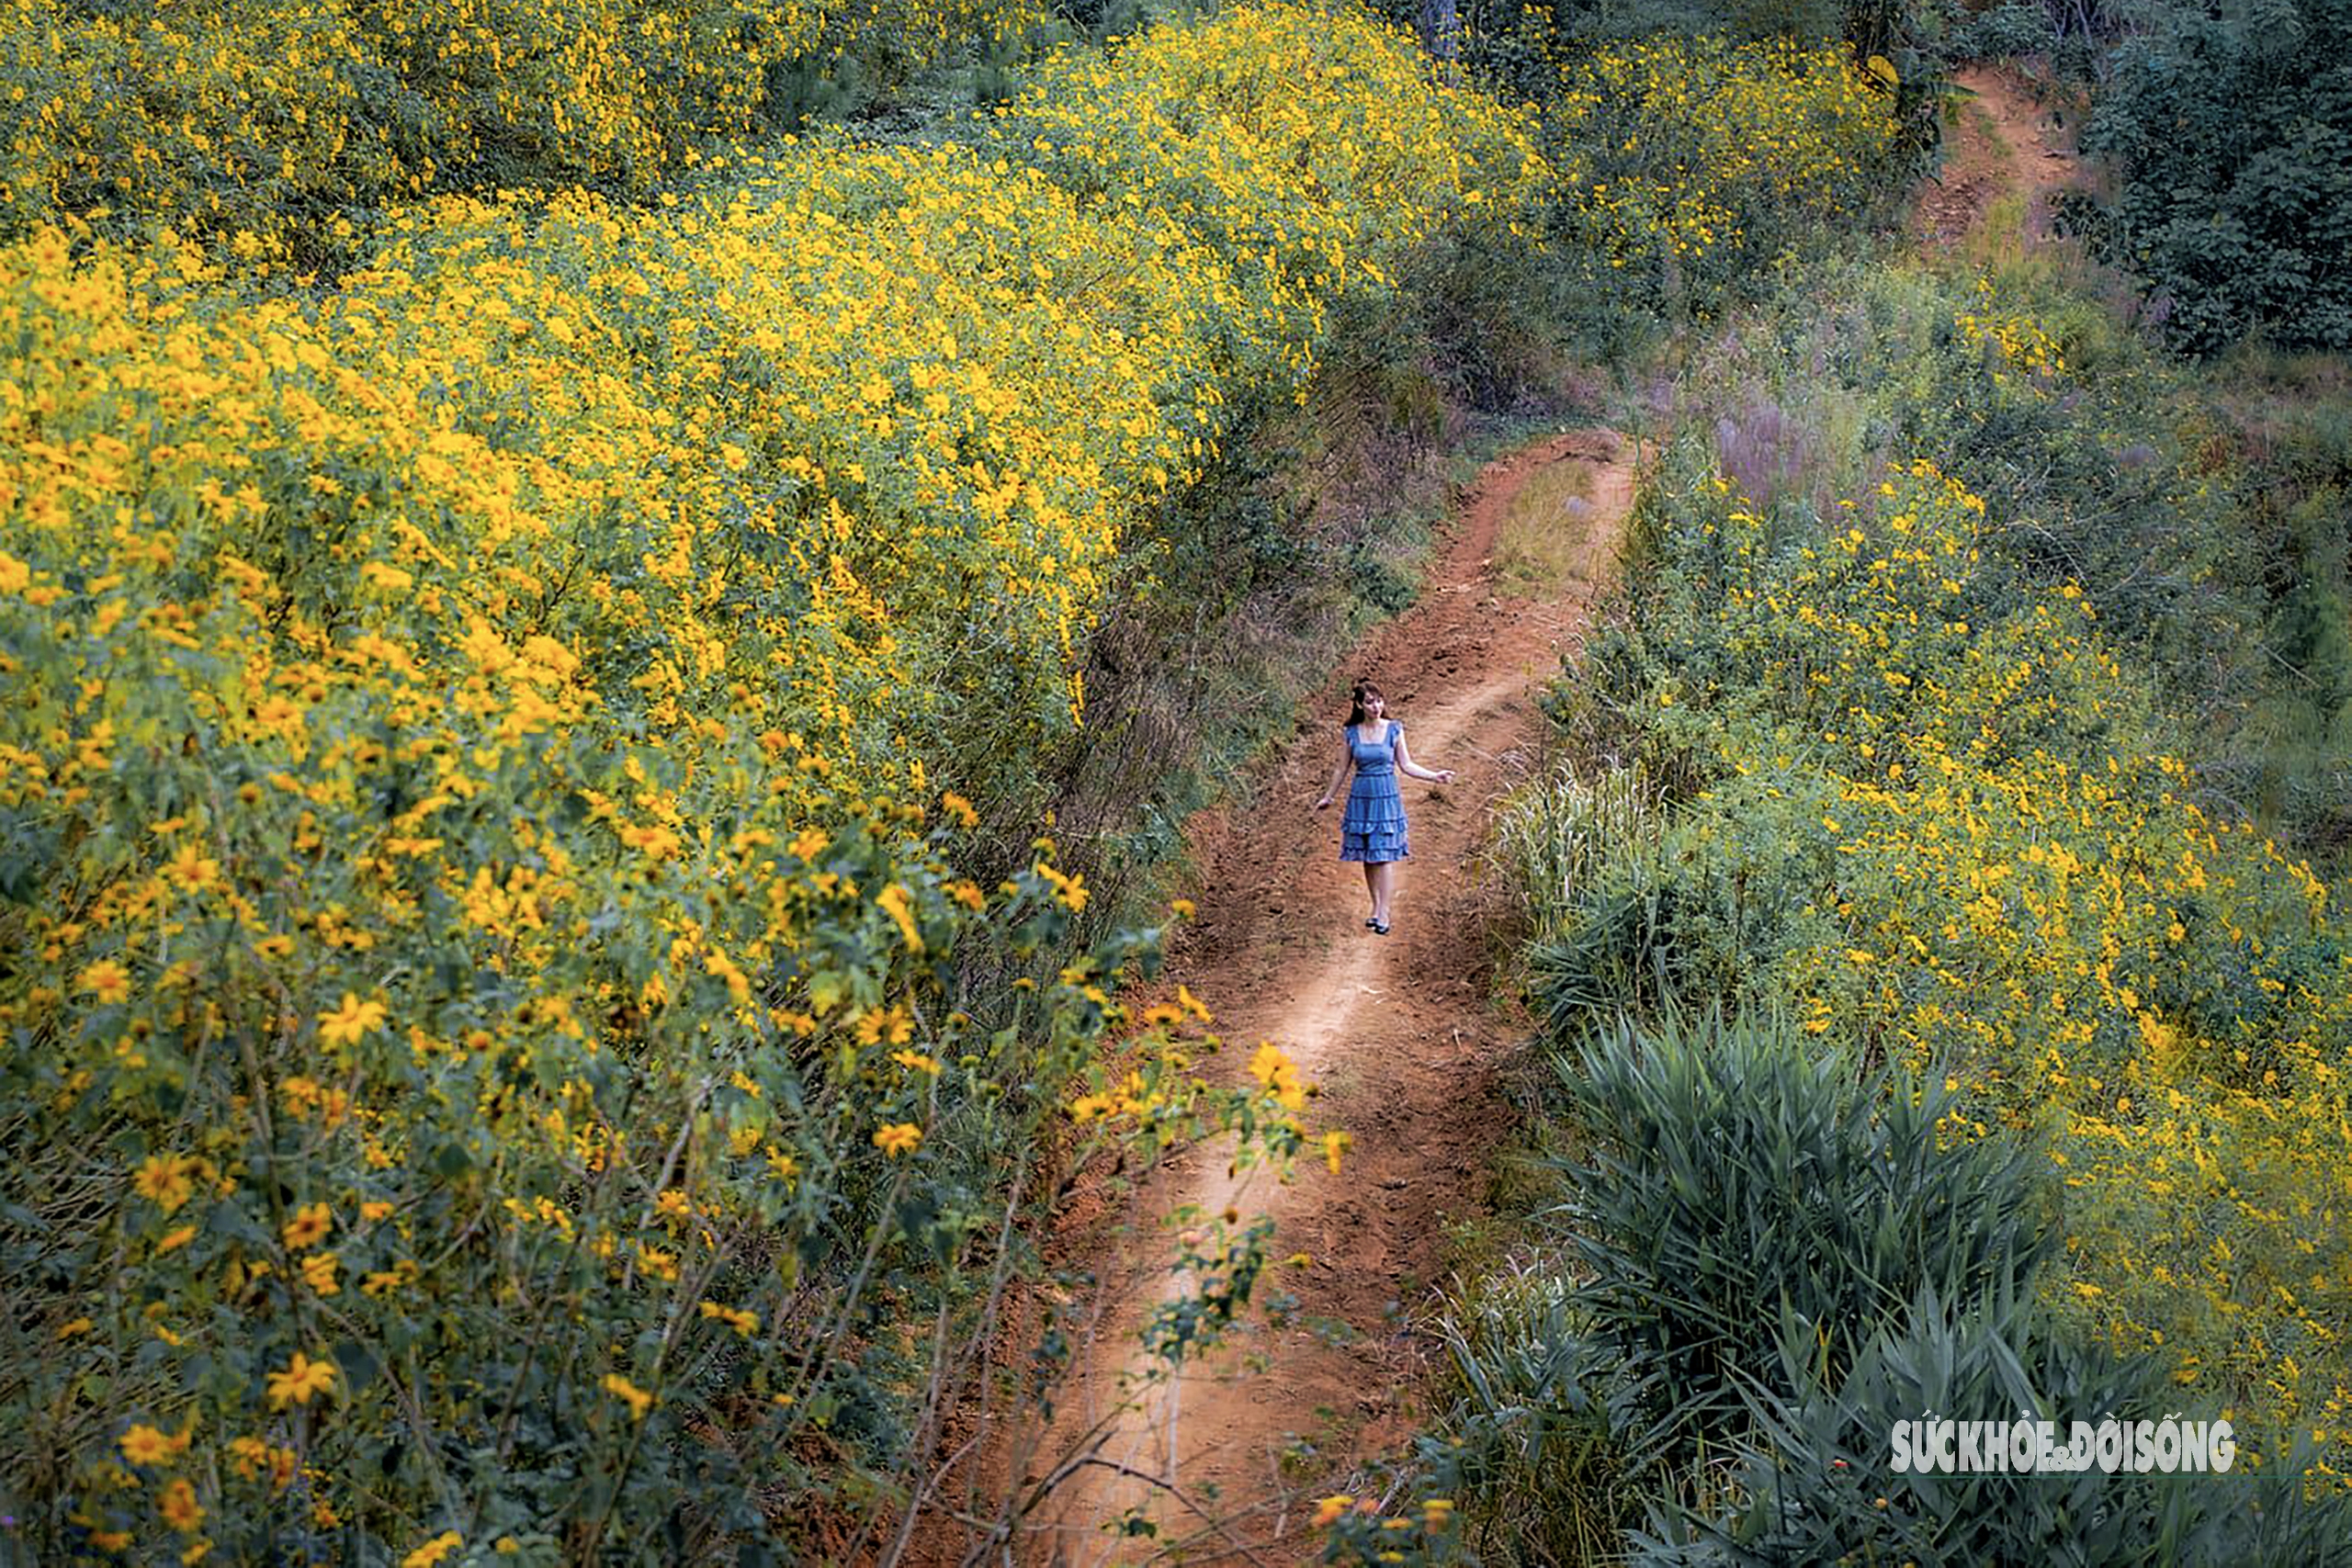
[1372,919,1390,935]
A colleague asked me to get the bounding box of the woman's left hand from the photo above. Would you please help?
[1434,769,1454,785]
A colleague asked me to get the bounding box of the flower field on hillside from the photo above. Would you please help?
[0,5,1554,1556]
[0,0,1073,252]
[1585,453,2352,1470]
[1552,35,1897,308]
[0,1,1953,1553]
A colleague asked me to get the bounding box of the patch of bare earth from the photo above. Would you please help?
[1913,63,2084,251]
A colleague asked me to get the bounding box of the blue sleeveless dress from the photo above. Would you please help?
[1340,720,1408,863]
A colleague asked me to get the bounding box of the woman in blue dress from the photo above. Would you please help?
[1314,677,1453,934]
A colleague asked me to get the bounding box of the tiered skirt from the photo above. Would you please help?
[1340,773,1409,863]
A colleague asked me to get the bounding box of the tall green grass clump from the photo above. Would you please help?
[1438,1011,2352,1564]
[1555,1011,2053,1445]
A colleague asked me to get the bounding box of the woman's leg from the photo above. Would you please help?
[1373,861,1396,922]
[1362,862,1377,913]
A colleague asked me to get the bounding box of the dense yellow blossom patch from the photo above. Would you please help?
[997,1,1553,383]
[1633,454,2352,1477]
[1554,35,1894,293]
[0,0,1077,258]
[0,4,1518,1551]
[0,0,831,244]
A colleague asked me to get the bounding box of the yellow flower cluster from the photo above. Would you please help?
[0,0,825,245]
[0,5,1489,1550]
[997,2,1551,385]
[1657,457,2352,1475]
[1553,35,1894,288]
[1955,279,2068,375]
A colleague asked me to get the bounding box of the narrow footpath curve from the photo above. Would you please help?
[1914,63,2082,251]
[1022,428,1634,1564]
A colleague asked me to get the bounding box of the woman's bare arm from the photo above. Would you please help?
[1314,741,1352,808]
[1395,729,1453,785]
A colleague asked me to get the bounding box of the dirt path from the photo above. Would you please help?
[998,429,1633,1564]
[1914,63,2083,251]
[924,61,2079,1568]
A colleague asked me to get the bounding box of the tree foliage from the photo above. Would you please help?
[2072,0,2352,353]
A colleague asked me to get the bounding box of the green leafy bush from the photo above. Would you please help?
[2072,0,2352,353]
[1443,1010,2349,1564]
[1437,1263,1642,1563]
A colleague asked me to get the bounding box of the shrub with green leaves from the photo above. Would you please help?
[2072,0,2352,353]
[1444,1012,2351,1564]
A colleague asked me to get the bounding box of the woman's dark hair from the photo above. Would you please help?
[1347,678,1386,728]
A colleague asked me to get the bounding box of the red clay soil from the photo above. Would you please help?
[1914,64,2085,250]
[926,429,1635,1566]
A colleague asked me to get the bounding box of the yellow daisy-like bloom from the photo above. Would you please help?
[618,822,682,860]
[872,1122,922,1157]
[253,695,304,736]
[228,1436,298,1491]
[78,957,132,1005]
[317,992,386,1047]
[300,1251,339,1296]
[120,1423,176,1467]
[1248,1043,1308,1112]
[602,1372,653,1420]
[158,1477,205,1532]
[876,883,923,952]
[401,1530,463,1568]
[697,1299,759,1336]
[281,1202,332,1251]
[134,1155,198,1213]
[265,1350,336,1409]
[165,842,220,893]
[1036,863,1089,912]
